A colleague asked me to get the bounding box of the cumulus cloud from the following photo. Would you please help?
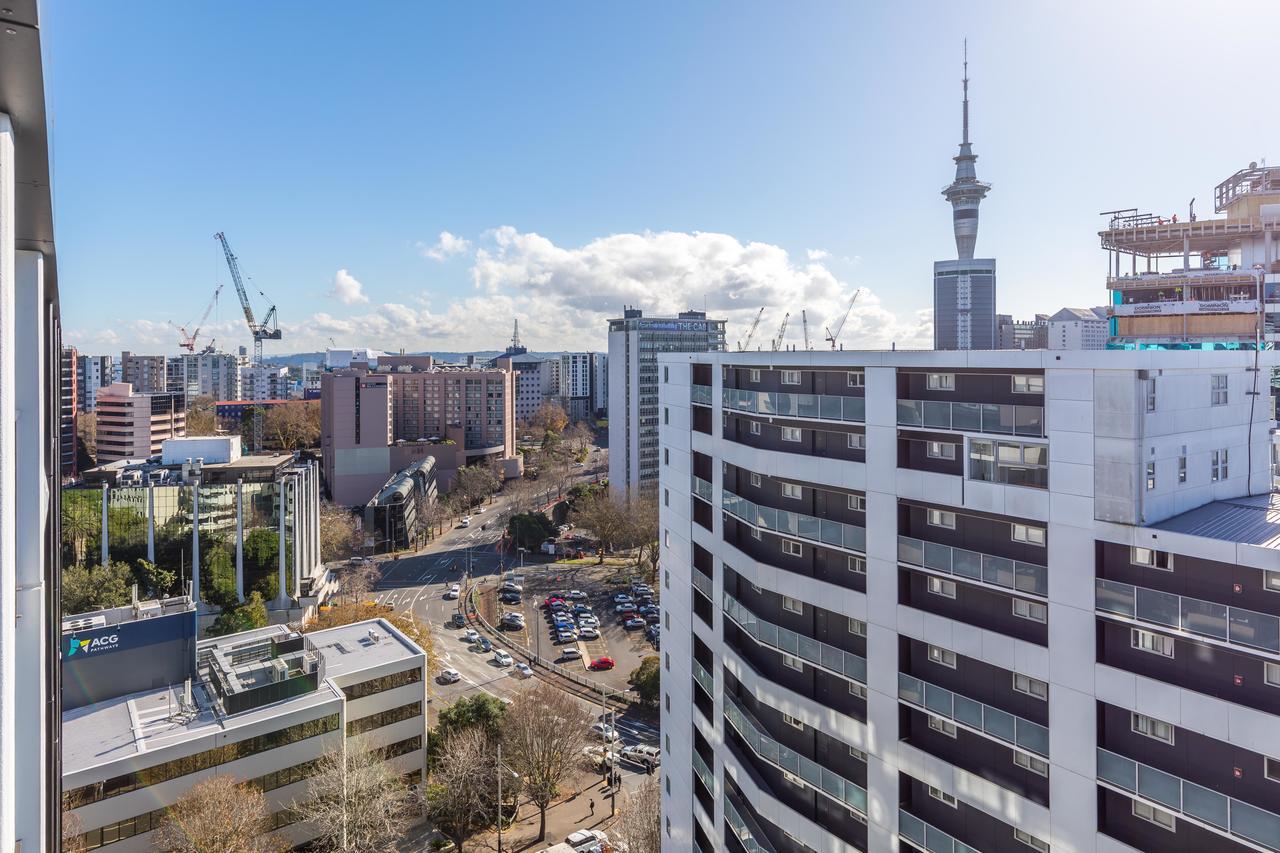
[419,230,472,262]
[806,248,830,261]
[327,269,369,305]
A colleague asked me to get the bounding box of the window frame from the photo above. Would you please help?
[847,370,865,388]
[1212,448,1229,481]
[927,576,957,598]
[927,645,957,668]
[1011,374,1045,395]
[780,426,803,443]
[848,617,867,636]
[781,712,805,731]
[927,786,958,808]
[848,494,866,511]
[781,595,804,614]
[1132,799,1178,832]
[928,715,957,738]
[780,370,802,386]
[781,540,803,557]
[927,373,955,391]
[847,432,866,450]
[1012,598,1047,623]
[847,555,866,574]
[1265,661,1280,688]
[781,482,803,500]
[1011,523,1045,546]
[749,472,761,487]
[1012,673,1048,700]
[749,368,761,383]
[749,420,761,435]
[781,653,804,672]
[927,508,956,529]
[1265,571,1280,593]
[1014,751,1049,777]
[1131,628,1175,658]
[1131,547,1172,571]
[1131,712,1175,745]
[1211,373,1228,406]
[1013,828,1050,852]
[926,440,957,460]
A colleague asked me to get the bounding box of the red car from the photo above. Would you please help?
[588,656,616,671]
[542,596,566,609]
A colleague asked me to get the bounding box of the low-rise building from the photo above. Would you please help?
[364,456,439,553]
[94,382,186,465]
[1048,306,1109,350]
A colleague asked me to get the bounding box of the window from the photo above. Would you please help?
[927,786,958,807]
[1267,757,1280,782]
[781,712,804,730]
[750,527,762,541]
[781,653,804,672]
[1014,751,1049,777]
[749,420,761,435]
[782,770,805,787]
[927,508,956,529]
[1146,461,1156,491]
[665,734,670,753]
[849,745,867,761]
[663,489,669,507]
[663,366,669,382]
[664,653,669,671]
[1212,448,1229,481]
[848,555,866,574]
[664,569,670,589]
[1131,628,1175,658]
[781,427,802,443]
[1146,378,1157,412]
[1130,547,1172,570]
[847,370,865,388]
[1012,375,1044,394]
[1267,662,1280,687]
[848,494,866,511]
[781,370,801,385]
[969,439,1049,489]
[928,645,957,668]
[926,441,956,460]
[749,472,761,487]
[928,715,957,738]
[1266,571,1280,592]
[781,483,802,499]
[749,369,761,382]
[664,448,669,465]
[1131,712,1175,744]
[782,596,804,614]
[1132,800,1177,832]
[848,682,867,698]
[1011,523,1045,546]
[1178,450,1187,484]
[1012,599,1047,623]
[848,618,867,636]
[663,407,669,425]
[781,540,803,557]
[1211,374,1229,406]
[343,668,422,701]
[927,577,957,598]
[1013,828,1050,852]
[927,373,955,391]
[847,432,866,449]
[664,530,670,547]
[1013,673,1048,700]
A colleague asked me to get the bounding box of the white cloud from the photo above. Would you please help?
[807,248,830,261]
[419,230,472,262]
[327,269,369,305]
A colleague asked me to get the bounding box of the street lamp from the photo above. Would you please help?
[496,743,521,853]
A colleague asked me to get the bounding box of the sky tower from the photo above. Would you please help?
[942,40,992,260]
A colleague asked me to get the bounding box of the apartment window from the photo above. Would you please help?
[782,770,805,787]
[782,596,803,614]
[1131,628,1175,658]
[1012,374,1044,394]
[750,527,762,541]
[847,432,866,450]
[1146,378,1157,412]
[848,618,867,636]
[781,540,803,557]
[749,472,761,487]
[664,569,670,589]
[1146,461,1156,491]
[928,715,957,738]
[664,530,670,547]
[664,653,669,671]
[1013,673,1048,699]
[927,786,958,807]
[781,482,802,499]
[1267,662,1280,687]
[781,370,801,386]
[781,712,804,730]
[926,441,956,460]
[1267,757,1280,783]
[1011,523,1045,546]
[665,734,670,753]
[663,407,669,425]
[749,369,761,383]
[927,645,957,668]
[1014,828,1050,852]
[1266,570,1280,592]
[1212,448,1229,481]
[749,420,761,435]
[847,494,866,511]
[1132,800,1177,832]
[848,682,867,699]
[969,439,1049,488]
[849,745,867,761]
[663,489,669,507]
[1014,751,1050,777]
[1178,450,1187,484]
[927,508,956,529]
[664,448,669,465]
[781,426,802,443]
[663,366,669,382]
[1130,547,1172,570]
[1211,374,1229,406]
[1012,599,1047,623]
[927,577,957,598]
[848,555,866,574]
[927,373,955,391]
[1132,712,1175,745]
[847,370,865,388]
[781,653,804,672]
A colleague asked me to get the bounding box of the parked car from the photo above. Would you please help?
[463,629,480,643]
[644,624,660,640]
[542,597,565,609]
[500,613,525,628]
[631,583,652,594]
[621,745,661,766]
[477,636,492,652]
[577,616,599,628]
[514,663,534,678]
[567,589,588,600]
[499,593,521,605]
[550,600,570,612]
[437,668,462,684]
[637,605,659,615]
[475,505,486,513]
[460,516,472,527]
[500,581,522,593]
[624,617,646,630]
[559,647,583,660]
[590,722,620,742]
[565,830,608,851]
[555,632,578,645]
[612,593,633,604]
[493,651,513,666]
[644,612,661,624]
[577,627,600,640]
[614,603,636,614]
[572,603,593,615]
[588,656,615,671]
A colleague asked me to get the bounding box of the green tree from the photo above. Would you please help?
[506,512,556,551]
[203,546,237,607]
[62,562,133,616]
[629,656,661,707]
[61,489,103,568]
[428,693,507,771]
[207,592,269,637]
[132,559,176,600]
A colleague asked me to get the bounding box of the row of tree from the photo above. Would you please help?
[185,396,321,452]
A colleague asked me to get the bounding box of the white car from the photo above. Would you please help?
[475,505,486,513]
[514,662,534,677]
[577,627,600,640]
[493,651,513,666]
[559,647,583,660]
[500,581,523,593]
[445,583,461,599]
[567,589,587,600]
[437,668,462,684]
[612,593,633,604]
[463,629,480,643]
[577,615,599,627]
[565,829,608,850]
[590,722,619,742]
[460,516,472,527]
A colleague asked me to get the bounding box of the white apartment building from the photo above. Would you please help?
[659,348,1280,853]
[76,354,113,412]
[1048,307,1109,351]
[497,352,559,425]
[241,364,289,401]
[557,351,607,423]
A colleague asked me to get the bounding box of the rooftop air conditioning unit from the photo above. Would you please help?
[367,629,382,644]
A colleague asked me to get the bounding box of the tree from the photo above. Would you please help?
[132,558,177,600]
[434,693,507,741]
[569,493,631,561]
[627,496,661,582]
[304,738,414,852]
[501,682,592,841]
[529,401,569,436]
[62,561,133,616]
[262,401,321,450]
[153,774,286,853]
[507,511,556,551]
[565,420,593,455]
[75,415,98,471]
[452,464,500,509]
[61,489,102,567]
[629,655,661,707]
[613,774,662,853]
[184,395,218,436]
[318,501,362,560]
[426,727,498,853]
[62,811,88,853]
[207,591,269,637]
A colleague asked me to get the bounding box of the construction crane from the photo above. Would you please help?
[824,288,865,349]
[737,307,765,351]
[170,284,224,352]
[801,310,811,350]
[215,231,282,451]
[771,312,790,352]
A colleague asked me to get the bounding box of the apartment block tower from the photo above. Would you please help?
[75,353,113,412]
[608,308,725,499]
[557,351,607,423]
[60,346,78,479]
[118,351,167,393]
[94,382,186,464]
[660,347,1280,853]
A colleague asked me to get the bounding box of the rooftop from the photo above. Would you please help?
[1153,492,1280,549]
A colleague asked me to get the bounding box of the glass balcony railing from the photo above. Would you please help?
[898,535,1047,597]
[898,672,1049,757]
[1096,579,1280,654]
[898,810,981,853]
[723,591,867,684]
[692,474,713,504]
[692,566,713,598]
[722,489,866,553]
[724,793,779,853]
[692,384,713,406]
[692,749,716,793]
[724,692,868,816]
[1098,747,1280,850]
[897,399,1046,438]
[723,387,865,423]
[693,658,715,697]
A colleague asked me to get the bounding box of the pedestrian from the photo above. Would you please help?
[589,798,595,816]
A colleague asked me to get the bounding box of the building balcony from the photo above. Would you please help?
[721,489,866,554]
[693,474,713,504]
[722,388,865,425]
[898,535,1047,598]
[693,747,716,796]
[898,672,1049,758]
[692,384,713,407]
[898,809,979,853]
[896,399,1045,439]
[692,564,714,599]
[1098,747,1280,850]
[693,657,715,699]
[1097,579,1280,655]
[724,791,779,853]
[723,592,867,686]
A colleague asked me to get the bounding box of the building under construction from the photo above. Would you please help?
[1101,163,1280,349]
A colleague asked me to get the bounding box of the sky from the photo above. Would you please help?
[45,1,1280,356]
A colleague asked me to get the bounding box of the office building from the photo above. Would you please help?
[364,456,439,553]
[76,353,113,412]
[608,308,725,499]
[660,347,1278,853]
[556,351,607,423]
[997,314,1049,351]
[61,598,427,852]
[94,382,187,465]
[1048,307,1110,350]
[118,351,168,394]
[241,364,289,401]
[934,52,996,351]
[61,346,78,479]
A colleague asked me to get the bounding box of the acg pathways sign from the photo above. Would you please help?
[65,632,120,658]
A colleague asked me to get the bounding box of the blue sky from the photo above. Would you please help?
[47,1,1280,355]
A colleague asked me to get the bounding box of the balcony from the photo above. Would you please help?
[721,489,866,554]
[898,673,1049,758]
[724,692,868,817]
[693,748,716,794]
[898,810,980,853]
[723,592,867,685]
[1098,747,1280,850]
[693,658,715,698]
[693,474,713,504]
[692,565,713,599]
[722,388,865,424]
[897,399,1045,438]
[1097,579,1280,655]
[724,792,779,853]
[899,535,1047,598]
[692,384,713,406]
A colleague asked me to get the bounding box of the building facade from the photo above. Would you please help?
[997,314,1048,350]
[1048,307,1109,350]
[659,348,1277,853]
[94,382,186,465]
[76,353,113,412]
[118,351,168,394]
[168,350,249,402]
[608,309,725,499]
[61,345,78,479]
[241,364,289,401]
[556,351,607,423]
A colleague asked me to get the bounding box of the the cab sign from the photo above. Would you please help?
[66,634,119,657]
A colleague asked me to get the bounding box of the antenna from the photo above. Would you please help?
[962,38,970,145]
[511,319,522,351]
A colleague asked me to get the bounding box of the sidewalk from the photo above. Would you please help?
[471,770,622,852]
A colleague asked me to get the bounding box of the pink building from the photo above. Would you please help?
[94,382,186,464]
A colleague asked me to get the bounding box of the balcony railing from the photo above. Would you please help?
[693,658,715,697]
[1098,747,1280,850]
[1096,579,1280,655]
[692,566,713,599]
[692,384,713,406]
[692,474,713,504]
[724,692,868,816]
[723,387,865,424]
[898,810,980,853]
[898,535,1047,598]
[723,591,867,685]
[898,672,1050,757]
[897,399,1046,438]
[722,489,866,553]
[693,749,716,793]
[724,793,779,853]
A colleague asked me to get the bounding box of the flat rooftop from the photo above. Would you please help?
[1153,492,1280,549]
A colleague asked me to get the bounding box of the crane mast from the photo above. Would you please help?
[771,312,790,351]
[215,231,282,451]
[824,288,864,349]
[801,310,811,350]
[738,307,765,351]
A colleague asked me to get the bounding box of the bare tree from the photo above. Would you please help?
[501,682,592,841]
[426,726,498,852]
[184,395,218,435]
[627,496,660,581]
[304,738,414,852]
[263,401,321,450]
[61,811,88,853]
[153,775,287,853]
[570,492,630,561]
[613,773,662,853]
[318,501,362,563]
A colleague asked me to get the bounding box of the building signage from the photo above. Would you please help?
[1111,300,1259,317]
[66,633,119,657]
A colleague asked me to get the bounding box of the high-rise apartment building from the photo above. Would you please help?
[118,351,167,393]
[75,353,113,412]
[608,308,725,499]
[241,364,289,401]
[167,350,248,402]
[660,348,1277,853]
[997,314,1049,350]
[556,351,607,423]
[94,382,186,464]
[1048,307,1109,350]
[495,352,558,425]
[60,346,78,479]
